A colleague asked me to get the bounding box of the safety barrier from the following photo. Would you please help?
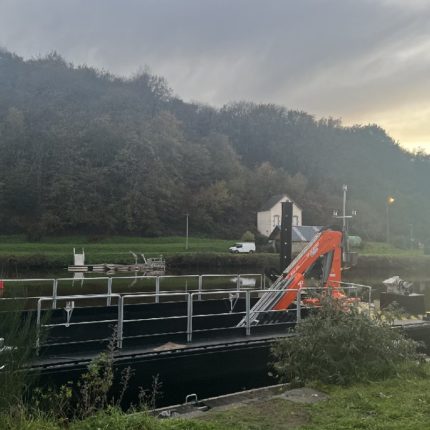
[0,273,265,309]
[34,284,371,351]
[36,294,122,350]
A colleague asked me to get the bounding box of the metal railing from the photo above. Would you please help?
[0,273,265,309]
[119,292,190,348]
[36,293,122,349]
[111,273,264,303]
[34,284,372,351]
[333,280,373,300]
[0,278,56,308]
[53,277,111,309]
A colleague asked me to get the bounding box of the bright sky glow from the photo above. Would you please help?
[0,0,429,152]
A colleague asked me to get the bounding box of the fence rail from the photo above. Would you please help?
[0,273,265,308]
[33,284,372,351]
[36,293,122,349]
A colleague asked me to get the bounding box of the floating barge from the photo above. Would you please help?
[68,249,166,273]
[1,272,429,406]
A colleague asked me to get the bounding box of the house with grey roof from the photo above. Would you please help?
[257,194,302,237]
[269,225,323,254]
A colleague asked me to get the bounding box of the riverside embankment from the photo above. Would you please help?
[0,235,427,275]
[1,250,430,278]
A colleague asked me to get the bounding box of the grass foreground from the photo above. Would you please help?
[194,365,430,429]
[2,365,429,430]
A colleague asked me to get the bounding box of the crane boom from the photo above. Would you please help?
[237,229,344,327]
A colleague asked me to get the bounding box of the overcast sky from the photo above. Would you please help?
[1,0,430,152]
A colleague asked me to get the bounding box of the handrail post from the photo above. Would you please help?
[52,279,58,309]
[368,286,372,315]
[236,275,241,291]
[198,275,202,301]
[117,296,124,349]
[36,298,42,352]
[107,278,112,307]
[155,277,160,303]
[296,289,302,323]
[263,274,266,290]
[245,290,250,336]
[187,293,193,343]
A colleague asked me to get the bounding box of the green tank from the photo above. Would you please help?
[348,235,362,248]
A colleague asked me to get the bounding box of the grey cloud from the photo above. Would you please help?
[0,0,430,148]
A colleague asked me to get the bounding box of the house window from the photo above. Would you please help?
[273,215,280,228]
[293,215,299,226]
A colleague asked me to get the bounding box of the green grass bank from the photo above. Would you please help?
[0,236,429,276]
[2,365,429,429]
[194,365,430,429]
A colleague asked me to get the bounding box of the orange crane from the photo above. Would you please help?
[273,228,344,310]
[238,228,345,327]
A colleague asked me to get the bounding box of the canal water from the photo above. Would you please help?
[343,273,430,311]
[1,267,430,311]
[0,267,267,311]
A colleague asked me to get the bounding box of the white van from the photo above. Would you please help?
[229,242,256,254]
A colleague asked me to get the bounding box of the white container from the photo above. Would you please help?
[228,242,256,254]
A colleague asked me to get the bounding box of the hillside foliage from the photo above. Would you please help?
[0,49,429,241]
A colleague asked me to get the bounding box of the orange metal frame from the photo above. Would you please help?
[273,230,344,310]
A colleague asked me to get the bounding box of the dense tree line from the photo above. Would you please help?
[0,49,429,243]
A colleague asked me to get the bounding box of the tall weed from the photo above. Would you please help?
[271,297,421,385]
[0,302,40,411]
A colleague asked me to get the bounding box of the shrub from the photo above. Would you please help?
[271,297,421,386]
[0,303,40,411]
[254,232,268,247]
[240,230,255,242]
[30,328,137,421]
[391,235,410,250]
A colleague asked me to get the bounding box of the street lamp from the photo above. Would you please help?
[409,223,414,249]
[185,213,189,250]
[386,196,395,244]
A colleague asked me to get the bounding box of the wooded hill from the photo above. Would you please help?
[0,49,428,244]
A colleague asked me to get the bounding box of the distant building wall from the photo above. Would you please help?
[269,199,302,228]
[257,211,272,237]
[257,195,302,236]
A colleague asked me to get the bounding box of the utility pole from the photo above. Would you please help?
[409,223,414,249]
[342,184,347,234]
[185,213,189,250]
[386,205,389,244]
[386,197,395,244]
[333,184,357,263]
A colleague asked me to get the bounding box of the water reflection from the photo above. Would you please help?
[414,280,430,310]
[71,271,84,287]
[2,267,430,312]
[0,270,262,308]
[343,275,430,311]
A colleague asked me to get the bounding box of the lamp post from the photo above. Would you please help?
[185,213,189,250]
[409,223,414,249]
[386,196,395,244]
